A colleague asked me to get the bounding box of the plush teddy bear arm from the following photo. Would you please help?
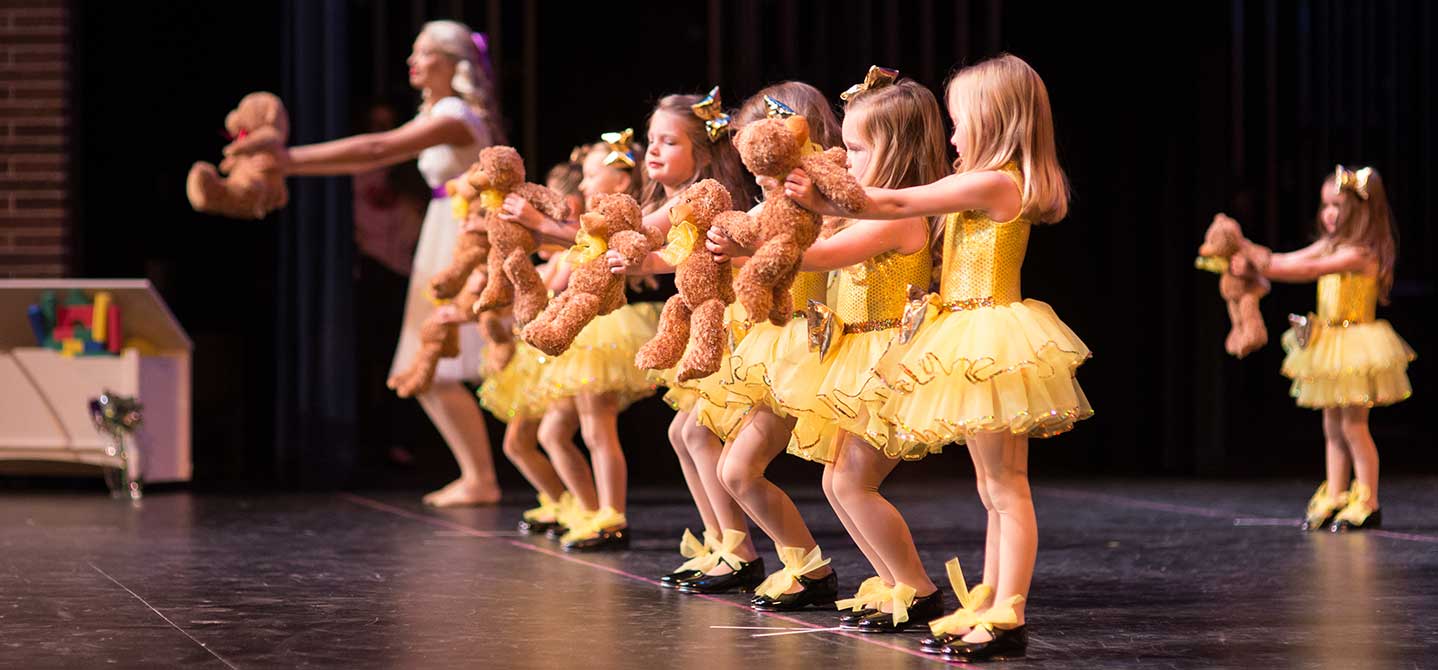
[222,127,285,158]
[513,183,571,221]
[801,151,870,213]
[608,229,655,267]
[714,210,761,249]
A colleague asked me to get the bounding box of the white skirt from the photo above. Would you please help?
[388,198,485,384]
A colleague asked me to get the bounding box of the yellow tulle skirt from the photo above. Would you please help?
[478,341,550,423]
[536,302,657,411]
[723,317,841,462]
[875,299,1092,449]
[787,326,931,462]
[1280,320,1414,408]
[651,304,749,441]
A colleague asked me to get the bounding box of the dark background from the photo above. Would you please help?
[67,1,1435,490]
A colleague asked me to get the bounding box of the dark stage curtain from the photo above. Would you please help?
[270,0,357,487]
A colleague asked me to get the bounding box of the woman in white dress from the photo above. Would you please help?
[252,20,503,506]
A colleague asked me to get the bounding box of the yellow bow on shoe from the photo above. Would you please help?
[928,558,995,636]
[1333,482,1376,526]
[754,545,831,600]
[883,582,919,626]
[836,576,891,612]
[676,529,719,572]
[973,595,1025,633]
[677,529,747,572]
[521,492,562,523]
[560,506,626,544]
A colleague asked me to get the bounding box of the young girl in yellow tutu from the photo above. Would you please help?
[501,134,659,551]
[602,89,767,589]
[478,160,586,537]
[1261,166,1412,532]
[670,81,845,600]
[789,54,1090,661]
[708,74,950,616]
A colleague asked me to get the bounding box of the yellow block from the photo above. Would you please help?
[91,292,111,342]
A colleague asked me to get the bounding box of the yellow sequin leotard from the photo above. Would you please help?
[875,164,1092,447]
[788,238,932,462]
[1280,272,1413,408]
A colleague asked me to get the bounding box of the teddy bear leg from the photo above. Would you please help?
[768,285,793,326]
[388,343,440,398]
[476,249,515,313]
[1237,293,1268,356]
[676,298,726,382]
[634,295,691,371]
[520,294,570,355]
[503,248,548,325]
[1223,298,1244,356]
[185,162,225,213]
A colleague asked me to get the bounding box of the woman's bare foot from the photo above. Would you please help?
[422,479,501,507]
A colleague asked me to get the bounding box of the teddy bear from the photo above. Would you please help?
[521,193,662,356]
[1197,213,1273,358]
[427,163,492,301]
[386,261,514,398]
[724,108,869,325]
[465,146,570,325]
[186,91,290,220]
[633,179,735,381]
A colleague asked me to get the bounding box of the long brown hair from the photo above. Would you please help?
[639,93,757,212]
[945,53,1068,224]
[734,81,842,149]
[1319,169,1398,303]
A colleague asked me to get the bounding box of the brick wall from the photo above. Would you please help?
[0,0,70,278]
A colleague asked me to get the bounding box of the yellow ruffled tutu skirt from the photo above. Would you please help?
[875,299,1092,448]
[1280,320,1414,408]
[651,303,749,441]
[478,341,550,423]
[536,302,657,411]
[785,326,931,462]
[723,317,841,462]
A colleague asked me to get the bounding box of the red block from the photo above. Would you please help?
[107,305,122,354]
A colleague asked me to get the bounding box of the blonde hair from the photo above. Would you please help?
[735,81,842,149]
[420,20,507,144]
[843,79,950,273]
[1319,169,1398,303]
[639,93,757,212]
[946,54,1068,223]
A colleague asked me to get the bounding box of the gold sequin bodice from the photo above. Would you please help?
[1316,272,1377,325]
[939,165,1029,307]
[791,271,828,313]
[832,246,931,330]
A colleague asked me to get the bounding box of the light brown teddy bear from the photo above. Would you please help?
[725,111,869,325]
[1197,213,1273,358]
[633,179,735,381]
[521,193,662,356]
[468,146,571,325]
[387,263,513,398]
[186,92,290,220]
[427,163,491,301]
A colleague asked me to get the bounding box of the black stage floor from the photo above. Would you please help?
[4,476,1436,669]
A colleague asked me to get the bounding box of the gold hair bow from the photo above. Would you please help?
[1335,165,1372,200]
[840,65,900,101]
[600,128,636,169]
[764,96,798,119]
[691,86,732,142]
